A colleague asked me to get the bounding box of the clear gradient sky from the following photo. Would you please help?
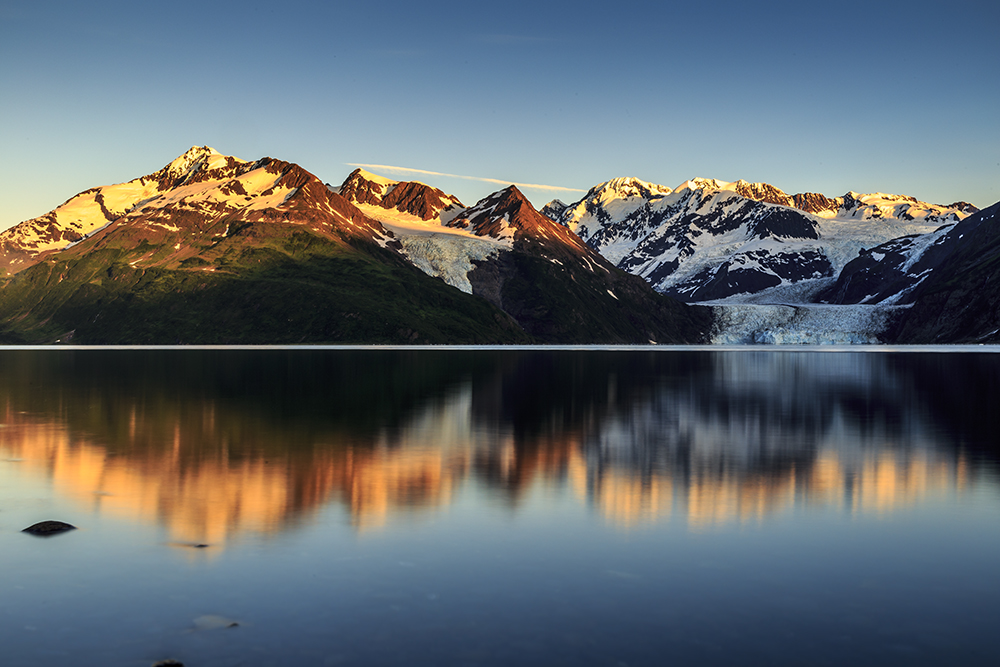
[1,0,998,231]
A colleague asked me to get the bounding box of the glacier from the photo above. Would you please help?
[393,232,507,294]
[705,302,904,344]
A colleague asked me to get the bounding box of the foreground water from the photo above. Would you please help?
[0,348,998,666]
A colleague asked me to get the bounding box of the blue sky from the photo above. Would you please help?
[2,0,998,230]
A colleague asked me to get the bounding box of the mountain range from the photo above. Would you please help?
[0,147,708,344]
[0,146,995,344]
[542,177,974,303]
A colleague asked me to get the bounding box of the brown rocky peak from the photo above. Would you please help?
[791,192,840,214]
[481,185,533,219]
[942,201,979,214]
[338,169,462,221]
[257,158,317,191]
[338,168,397,207]
[380,181,463,221]
[733,180,793,207]
[449,186,589,252]
[449,186,533,236]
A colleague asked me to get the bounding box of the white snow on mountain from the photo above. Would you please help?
[548,176,971,302]
[163,145,239,184]
[0,146,365,275]
[352,202,511,293]
[544,175,976,343]
[353,168,397,189]
[3,175,162,256]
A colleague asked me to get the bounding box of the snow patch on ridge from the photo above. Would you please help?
[354,169,397,188]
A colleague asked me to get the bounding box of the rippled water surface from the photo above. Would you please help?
[1,349,998,666]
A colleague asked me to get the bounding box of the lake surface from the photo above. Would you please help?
[1,348,998,666]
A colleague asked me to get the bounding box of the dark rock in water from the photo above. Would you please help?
[22,520,76,536]
[152,661,185,667]
[192,614,240,630]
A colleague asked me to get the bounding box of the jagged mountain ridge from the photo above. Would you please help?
[0,147,247,274]
[330,169,503,295]
[543,176,974,302]
[450,186,711,343]
[4,146,989,346]
[335,168,464,222]
[542,175,983,344]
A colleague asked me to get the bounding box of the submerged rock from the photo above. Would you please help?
[192,614,240,631]
[21,520,76,536]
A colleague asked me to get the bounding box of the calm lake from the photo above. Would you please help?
[1,348,998,666]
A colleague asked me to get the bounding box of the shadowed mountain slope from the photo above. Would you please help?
[887,201,1000,343]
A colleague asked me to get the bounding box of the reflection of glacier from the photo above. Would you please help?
[0,351,985,541]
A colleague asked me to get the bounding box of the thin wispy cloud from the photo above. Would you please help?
[477,34,554,45]
[346,164,585,194]
[363,48,426,58]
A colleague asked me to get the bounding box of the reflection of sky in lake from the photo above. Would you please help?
[0,350,998,666]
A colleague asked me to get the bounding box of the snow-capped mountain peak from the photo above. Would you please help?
[448,186,532,240]
[0,149,388,275]
[549,178,673,240]
[674,177,731,193]
[594,177,673,200]
[448,186,588,252]
[545,173,978,303]
[338,168,399,205]
[162,145,239,184]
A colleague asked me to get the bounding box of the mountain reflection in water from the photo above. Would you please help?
[0,350,995,547]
